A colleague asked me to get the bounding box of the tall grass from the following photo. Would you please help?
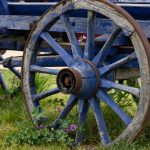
[0,70,150,150]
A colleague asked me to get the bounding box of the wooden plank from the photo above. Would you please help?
[3,55,66,68]
[0,15,39,30]
[116,68,140,79]
[8,2,56,16]
[7,2,150,20]
[0,0,9,14]
[0,15,150,38]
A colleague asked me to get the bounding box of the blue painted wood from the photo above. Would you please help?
[0,39,25,51]
[30,65,59,75]
[119,4,150,20]
[4,56,66,68]
[0,72,7,92]
[84,11,96,60]
[77,78,96,98]
[36,56,66,67]
[99,52,137,75]
[75,99,89,144]
[97,90,132,125]
[7,2,150,20]
[0,55,21,79]
[106,53,139,68]
[1,15,150,39]
[95,33,131,46]
[93,27,122,66]
[9,67,21,79]
[8,2,55,16]
[89,97,110,145]
[40,32,74,66]
[33,87,60,101]
[100,79,140,97]
[0,0,9,35]
[0,38,73,53]
[52,95,78,129]
[0,15,39,30]
[0,0,9,14]
[72,61,96,78]
[61,14,83,60]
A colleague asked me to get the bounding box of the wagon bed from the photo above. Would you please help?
[1,1,150,52]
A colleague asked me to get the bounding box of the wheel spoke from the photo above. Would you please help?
[40,32,74,66]
[52,95,78,129]
[99,52,137,75]
[92,27,122,66]
[9,67,21,79]
[84,11,96,60]
[0,55,21,79]
[100,79,140,97]
[75,99,89,144]
[97,90,132,125]
[33,87,60,101]
[30,65,59,75]
[89,97,110,145]
[0,72,7,91]
[61,14,83,59]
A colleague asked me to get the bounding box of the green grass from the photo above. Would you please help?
[0,70,150,150]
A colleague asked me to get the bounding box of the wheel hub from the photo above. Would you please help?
[57,68,82,94]
[57,60,100,98]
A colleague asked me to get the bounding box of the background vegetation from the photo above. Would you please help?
[0,70,150,150]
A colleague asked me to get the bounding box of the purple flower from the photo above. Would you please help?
[38,124,45,129]
[64,124,77,133]
[69,124,77,132]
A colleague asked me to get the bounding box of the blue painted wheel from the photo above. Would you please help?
[22,0,150,146]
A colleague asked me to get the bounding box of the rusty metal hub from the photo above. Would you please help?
[56,68,82,94]
[57,60,100,98]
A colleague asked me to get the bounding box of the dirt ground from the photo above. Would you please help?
[0,51,23,69]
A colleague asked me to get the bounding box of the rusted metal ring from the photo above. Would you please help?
[56,68,82,94]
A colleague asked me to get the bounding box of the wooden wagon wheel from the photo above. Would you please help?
[22,0,150,147]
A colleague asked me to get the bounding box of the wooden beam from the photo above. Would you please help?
[116,68,140,80]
